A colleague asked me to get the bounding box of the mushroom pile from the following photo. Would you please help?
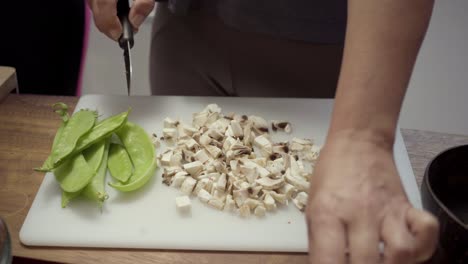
[154,104,321,218]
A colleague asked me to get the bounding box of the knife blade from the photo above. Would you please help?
[117,0,134,96]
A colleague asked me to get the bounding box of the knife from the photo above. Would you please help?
[117,0,134,96]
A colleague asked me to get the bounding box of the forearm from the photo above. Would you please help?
[327,0,434,147]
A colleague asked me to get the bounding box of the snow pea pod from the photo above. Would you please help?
[35,103,70,172]
[55,154,95,193]
[53,109,130,168]
[39,109,130,172]
[107,143,133,182]
[81,138,111,208]
[50,109,97,166]
[109,122,157,192]
[61,139,107,207]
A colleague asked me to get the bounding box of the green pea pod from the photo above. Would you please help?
[54,109,130,168]
[54,154,95,193]
[109,122,157,192]
[50,109,98,166]
[35,103,70,172]
[38,109,130,172]
[61,189,80,208]
[107,143,133,182]
[61,140,107,208]
[81,138,111,208]
[83,140,106,172]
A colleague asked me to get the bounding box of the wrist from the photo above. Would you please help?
[325,128,395,152]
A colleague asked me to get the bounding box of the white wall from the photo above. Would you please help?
[81,1,468,135]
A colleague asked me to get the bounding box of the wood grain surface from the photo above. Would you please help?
[1,94,467,264]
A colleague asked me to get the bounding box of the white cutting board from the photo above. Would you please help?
[20,95,421,252]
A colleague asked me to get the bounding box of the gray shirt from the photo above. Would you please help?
[167,0,347,44]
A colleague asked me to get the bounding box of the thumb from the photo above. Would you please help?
[405,207,440,262]
[129,0,155,30]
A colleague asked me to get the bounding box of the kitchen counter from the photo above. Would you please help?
[1,94,468,264]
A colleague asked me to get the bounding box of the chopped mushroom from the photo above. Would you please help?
[156,103,319,218]
[198,189,212,203]
[180,177,197,195]
[254,205,266,217]
[175,196,191,213]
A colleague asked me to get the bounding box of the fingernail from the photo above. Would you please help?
[109,29,121,41]
[131,15,145,28]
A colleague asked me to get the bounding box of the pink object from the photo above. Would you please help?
[76,1,91,97]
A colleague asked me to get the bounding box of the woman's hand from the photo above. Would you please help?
[306,131,439,263]
[87,0,155,41]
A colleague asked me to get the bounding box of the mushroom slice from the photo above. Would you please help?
[170,151,183,167]
[209,118,230,133]
[249,115,269,134]
[199,133,212,146]
[269,191,288,205]
[213,189,226,202]
[184,138,199,150]
[182,149,195,163]
[285,169,310,192]
[223,136,237,152]
[279,183,298,199]
[241,159,271,178]
[296,192,308,205]
[254,205,266,217]
[216,173,227,192]
[175,196,191,213]
[240,165,258,184]
[164,117,179,128]
[224,195,236,212]
[225,125,234,137]
[208,129,224,141]
[213,160,228,174]
[233,188,249,207]
[264,193,277,211]
[208,199,224,210]
[193,178,209,195]
[192,111,209,128]
[230,120,244,138]
[271,120,292,133]
[292,192,308,212]
[249,185,263,198]
[239,204,251,218]
[252,158,267,167]
[205,145,222,158]
[272,143,290,154]
[204,179,214,193]
[256,177,285,190]
[266,158,285,176]
[194,149,211,164]
[197,189,212,203]
[160,150,173,167]
[243,198,261,210]
[163,128,177,141]
[183,161,203,176]
[182,125,198,137]
[206,112,219,126]
[204,103,222,113]
[254,135,272,155]
[171,171,188,188]
[180,177,197,195]
[242,123,253,146]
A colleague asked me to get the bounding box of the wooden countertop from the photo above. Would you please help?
[1,94,468,264]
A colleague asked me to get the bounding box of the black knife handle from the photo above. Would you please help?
[117,0,134,49]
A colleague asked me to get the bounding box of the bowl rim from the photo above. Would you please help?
[423,144,468,230]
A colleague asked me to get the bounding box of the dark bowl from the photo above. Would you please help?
[421,144,468,263]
